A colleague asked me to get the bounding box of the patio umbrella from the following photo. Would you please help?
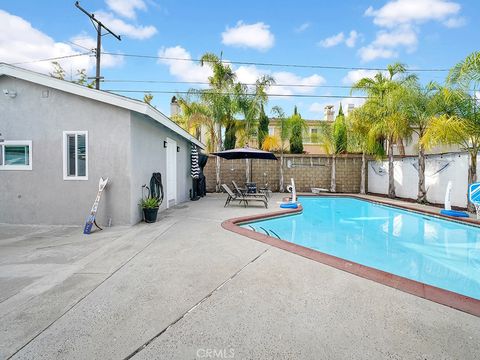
[211,147,277,160]
[211,147,277,183]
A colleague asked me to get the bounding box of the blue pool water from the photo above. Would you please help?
[242,197,480,299]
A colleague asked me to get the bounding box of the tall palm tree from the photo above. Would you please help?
[351,62,416,198]
[271,106,289,191]
[236,75,275,147]
[347,103,384,194]
[422,87,480,211]
[198,53,237,191]
[397,81,438,203]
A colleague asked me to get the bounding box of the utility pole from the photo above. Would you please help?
[75,1,121,90]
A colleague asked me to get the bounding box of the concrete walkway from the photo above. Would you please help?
[1,194,479,359]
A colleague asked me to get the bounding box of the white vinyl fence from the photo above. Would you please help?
[368,152,470,207]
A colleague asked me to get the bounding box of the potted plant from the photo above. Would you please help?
[140,196,160,223]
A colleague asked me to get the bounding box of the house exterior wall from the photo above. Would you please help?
[129,112,192,224]
[0,76,132,225]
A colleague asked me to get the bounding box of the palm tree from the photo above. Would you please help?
[397,81,438,203]
[347,103,384,194]
[236,75,275,147]
[271,106,290,191]
[351,62,416,198]
[198,53,237,191]
[422,87,480,211]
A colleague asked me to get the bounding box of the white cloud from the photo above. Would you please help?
[157,46,326,97]
[345,30,359,48]
[221,21,275,51]
[294,22,311,33]
[372,26,418,51]
[358,46,398,62]
[0,10,122,75]
[360,0,463,62]
[318,32,344,48]
[342,69,384,84]
[157,46,212,83]
[365,0,462,28]
[443,17,466,28]
[106,0,147,19]
[319,30,360,48]
[94,11,157,39]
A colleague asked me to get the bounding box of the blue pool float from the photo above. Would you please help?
[280,202,299,209]
[440,209,469,218]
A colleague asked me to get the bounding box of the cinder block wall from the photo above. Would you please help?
[204,154,364,193]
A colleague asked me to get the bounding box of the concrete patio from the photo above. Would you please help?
[1,194,479,359]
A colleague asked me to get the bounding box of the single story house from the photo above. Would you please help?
[0,63,204,226]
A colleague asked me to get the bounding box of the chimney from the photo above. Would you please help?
[170,96,180,117]
[324,105,335,121]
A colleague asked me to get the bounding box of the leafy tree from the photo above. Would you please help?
[333,103,347,154]
[236,76,274,146]
[262,135,279,151]
[143,93,154,105]
[272,106,290,191]
[351,62,416,198]
[224,120,237,150]
[289,106,305,154]
[347,103,385,194]
[257,104,269,148]
[50,61,66,80]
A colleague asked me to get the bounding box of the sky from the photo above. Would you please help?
[1,0,479,119]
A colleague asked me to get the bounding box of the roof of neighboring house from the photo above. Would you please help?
[269,118,333,125]
[0,63,204,148]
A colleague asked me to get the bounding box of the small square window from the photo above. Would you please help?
[63,131,88,180]
[0,141,32,170]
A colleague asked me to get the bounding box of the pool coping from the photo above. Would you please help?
[221,194,480,317]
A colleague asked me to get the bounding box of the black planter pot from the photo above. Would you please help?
[143,207,159,223]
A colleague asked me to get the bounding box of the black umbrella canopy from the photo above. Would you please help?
[211,147,277,160]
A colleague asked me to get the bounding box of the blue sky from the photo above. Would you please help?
[1,0,478,119]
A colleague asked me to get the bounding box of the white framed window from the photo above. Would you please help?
[0,140,33,170]
[268,126,275,136]
[63,131,88,180]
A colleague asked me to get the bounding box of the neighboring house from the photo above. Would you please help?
[0,64,204,226]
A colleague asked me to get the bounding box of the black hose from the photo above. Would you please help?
[150,173,164,204]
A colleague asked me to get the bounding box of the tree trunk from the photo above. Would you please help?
[417,145,427,203]
[467,151,478,212]
[388,139,395,198]
[360,152,366,195]
[330,155,336,193]
[279,152,284,192]
[215,122,222,192]
[215,157,221,192]
[397,139,405,156]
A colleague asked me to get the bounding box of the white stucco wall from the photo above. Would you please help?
[0,76,132,225]
[368,152,470,207]
[129,113,191,224]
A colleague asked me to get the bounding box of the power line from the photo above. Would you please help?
[102,79,354,89]
[11,52,93,65]
[101,51,450,72]
[103,89,368,99]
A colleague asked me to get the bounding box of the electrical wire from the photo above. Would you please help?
[11,52,93,65]
[103,89,368,99]
[100,51,450,72]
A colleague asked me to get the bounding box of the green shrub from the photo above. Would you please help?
[140,197,160,209]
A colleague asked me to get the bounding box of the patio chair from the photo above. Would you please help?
[222,184,268,208]
[232,180,268,201]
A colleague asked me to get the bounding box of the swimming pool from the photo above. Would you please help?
[241,196,480,301]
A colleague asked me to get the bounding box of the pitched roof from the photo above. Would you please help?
[0,63,204,148]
